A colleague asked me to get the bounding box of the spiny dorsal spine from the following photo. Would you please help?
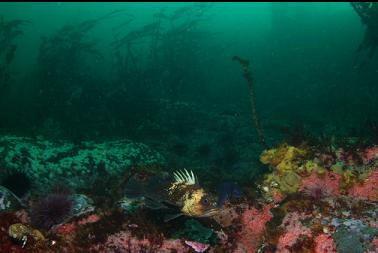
[173,169,198,185]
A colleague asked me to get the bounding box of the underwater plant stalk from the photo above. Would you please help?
[233,56,268,148]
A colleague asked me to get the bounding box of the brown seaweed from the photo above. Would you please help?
[232,56,268,148]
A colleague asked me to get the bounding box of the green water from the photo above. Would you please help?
[0,2,377,176]
[1,4,378,252]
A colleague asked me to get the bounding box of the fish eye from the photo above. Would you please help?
[201,197,209,206]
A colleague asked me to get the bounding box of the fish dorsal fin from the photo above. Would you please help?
[173,169,197,185]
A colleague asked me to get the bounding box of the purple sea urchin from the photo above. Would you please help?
[302,181,331,200]
[30,193,73,230]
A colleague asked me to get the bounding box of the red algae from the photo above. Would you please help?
[348,169,378,201]
[78,214,101,225]
[271,189,285,203]
[362,146,378,164]
[314,234,337,253]
[98,230,190,253]
[276,212,312,253]
[234,204,273,253]
[55,223,77,235]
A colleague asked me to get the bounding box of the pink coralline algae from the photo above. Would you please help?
[77,214,100,225]
[184,240,209,252]
[54,222,78,249]
[276,212,312,253]
[54,214,100,240]
[365,237,378,253]
[314,234,337,253]
[160,239,190,252]
[373,237,378,251]
[271,189,285,203]
[99,230,190,253]
[300,171,342,198]
[103,231,150,252]
[235,204,273,253]
[55,223,77,235]
[348,169,378,201]
[362,146,378,164]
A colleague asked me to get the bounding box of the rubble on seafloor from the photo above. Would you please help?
[0,139,377,252]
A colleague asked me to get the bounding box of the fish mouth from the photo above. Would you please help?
[200,208,220,217]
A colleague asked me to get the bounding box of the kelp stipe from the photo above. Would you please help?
[233,56,268,149]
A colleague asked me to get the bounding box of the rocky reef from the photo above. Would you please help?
[0,135,165,193]
[0,136,377,252]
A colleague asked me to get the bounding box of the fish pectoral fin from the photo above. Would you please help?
[161,200,179,208]
[164,213,184,222]
[144,196,169,210]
